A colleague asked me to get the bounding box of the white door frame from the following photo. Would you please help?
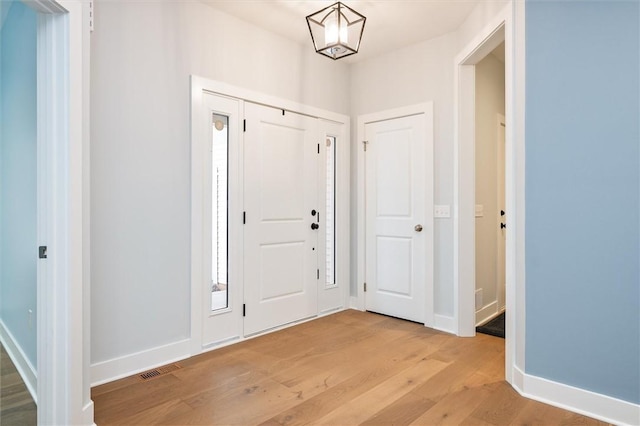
[355,103,435,327]
[453,1,526,386]
[496,113,506,313]
[25,0,93,423]
[190,76,351,354]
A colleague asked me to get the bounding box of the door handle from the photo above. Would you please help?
[414,224,423,232]
[311,223,319,230]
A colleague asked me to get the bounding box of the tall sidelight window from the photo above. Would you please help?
[211,114,229,311]
[325,136,337,286]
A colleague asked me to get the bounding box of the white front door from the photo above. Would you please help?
[365,114,428,323]
[243,103,319,336]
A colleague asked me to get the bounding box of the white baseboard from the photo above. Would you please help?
[475,301,499,326]
[0,319,37,403]
[91,338,191,387]
[349,296,363,310]
[433,314,456,334]
[511,365,640,426]
[82,400,95,426]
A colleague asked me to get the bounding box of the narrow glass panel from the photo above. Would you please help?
[211,114,229,311]
[325,136,336,286]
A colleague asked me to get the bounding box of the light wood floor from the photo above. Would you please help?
[93,310,607,425]
[0,344,36,425]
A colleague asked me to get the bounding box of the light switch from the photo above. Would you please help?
[434,205,450,218]
[475,204,484,217]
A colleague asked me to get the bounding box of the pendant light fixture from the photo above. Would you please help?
[306,2,366,60]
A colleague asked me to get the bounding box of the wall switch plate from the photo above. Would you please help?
[475,204,484,217]
[434,205,451,218]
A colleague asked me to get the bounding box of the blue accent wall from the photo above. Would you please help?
[0,0,38,368]
[525,0,639,404]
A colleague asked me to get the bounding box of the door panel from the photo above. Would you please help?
[376,131,412,216]
[244,103,318,336]
[365,114,426,323]
[258,124,306,220]
[377,237,412,296]
[259,242,305,300]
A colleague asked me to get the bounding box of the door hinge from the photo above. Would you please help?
[364,282,367,292]
[363,140,369,151]
[243,304,246,317]
[88,1,94,32]
[317,143,320,154]
[282,109,285,116]
[317,269,320,280]
[39,246,48,259]
[243,211,246,224]
[243,119,246,132]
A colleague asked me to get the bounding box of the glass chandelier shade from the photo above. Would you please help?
[306,2,366,60]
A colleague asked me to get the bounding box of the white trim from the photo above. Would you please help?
[495,113,507,313]
[475,301,499,326]
[433,314,456,334]
[349,296,361,310]
[0,319,37,402]
[32,0,94,424]
[356,103,435,327]
[90,339,191,387]
[191,77,348,124]
[512,366,640,426]
[511,0,527,382]
[23,0,66,14]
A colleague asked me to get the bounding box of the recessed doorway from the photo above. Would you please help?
[474,43,506,333]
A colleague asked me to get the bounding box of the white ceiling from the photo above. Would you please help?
[201,1,483,63]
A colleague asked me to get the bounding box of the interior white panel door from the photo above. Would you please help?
[244,103,319,336]
[365,114,426,323]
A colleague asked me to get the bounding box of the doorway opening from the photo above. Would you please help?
[454,3,520,386]
[474,43,506,337]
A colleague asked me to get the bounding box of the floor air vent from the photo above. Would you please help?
[138,363,181,381]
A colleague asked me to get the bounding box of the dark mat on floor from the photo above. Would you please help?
[476,312,505,338]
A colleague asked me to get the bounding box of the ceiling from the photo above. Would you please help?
[201,1,484,63]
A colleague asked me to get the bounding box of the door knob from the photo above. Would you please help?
[311,223,319,230]
[414,224,423,232]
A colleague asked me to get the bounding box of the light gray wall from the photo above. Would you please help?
[0,0,38,367]
[90,0,512,373]
[474,53,505,314]
[349,33,457,317]
[525,0,639,404]
[90,0,350,364]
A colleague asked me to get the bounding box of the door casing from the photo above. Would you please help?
[453,2,524,389]
[190,76,351,355]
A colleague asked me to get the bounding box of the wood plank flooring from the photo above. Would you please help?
[0,344,36,425]
[92,310,607,425]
